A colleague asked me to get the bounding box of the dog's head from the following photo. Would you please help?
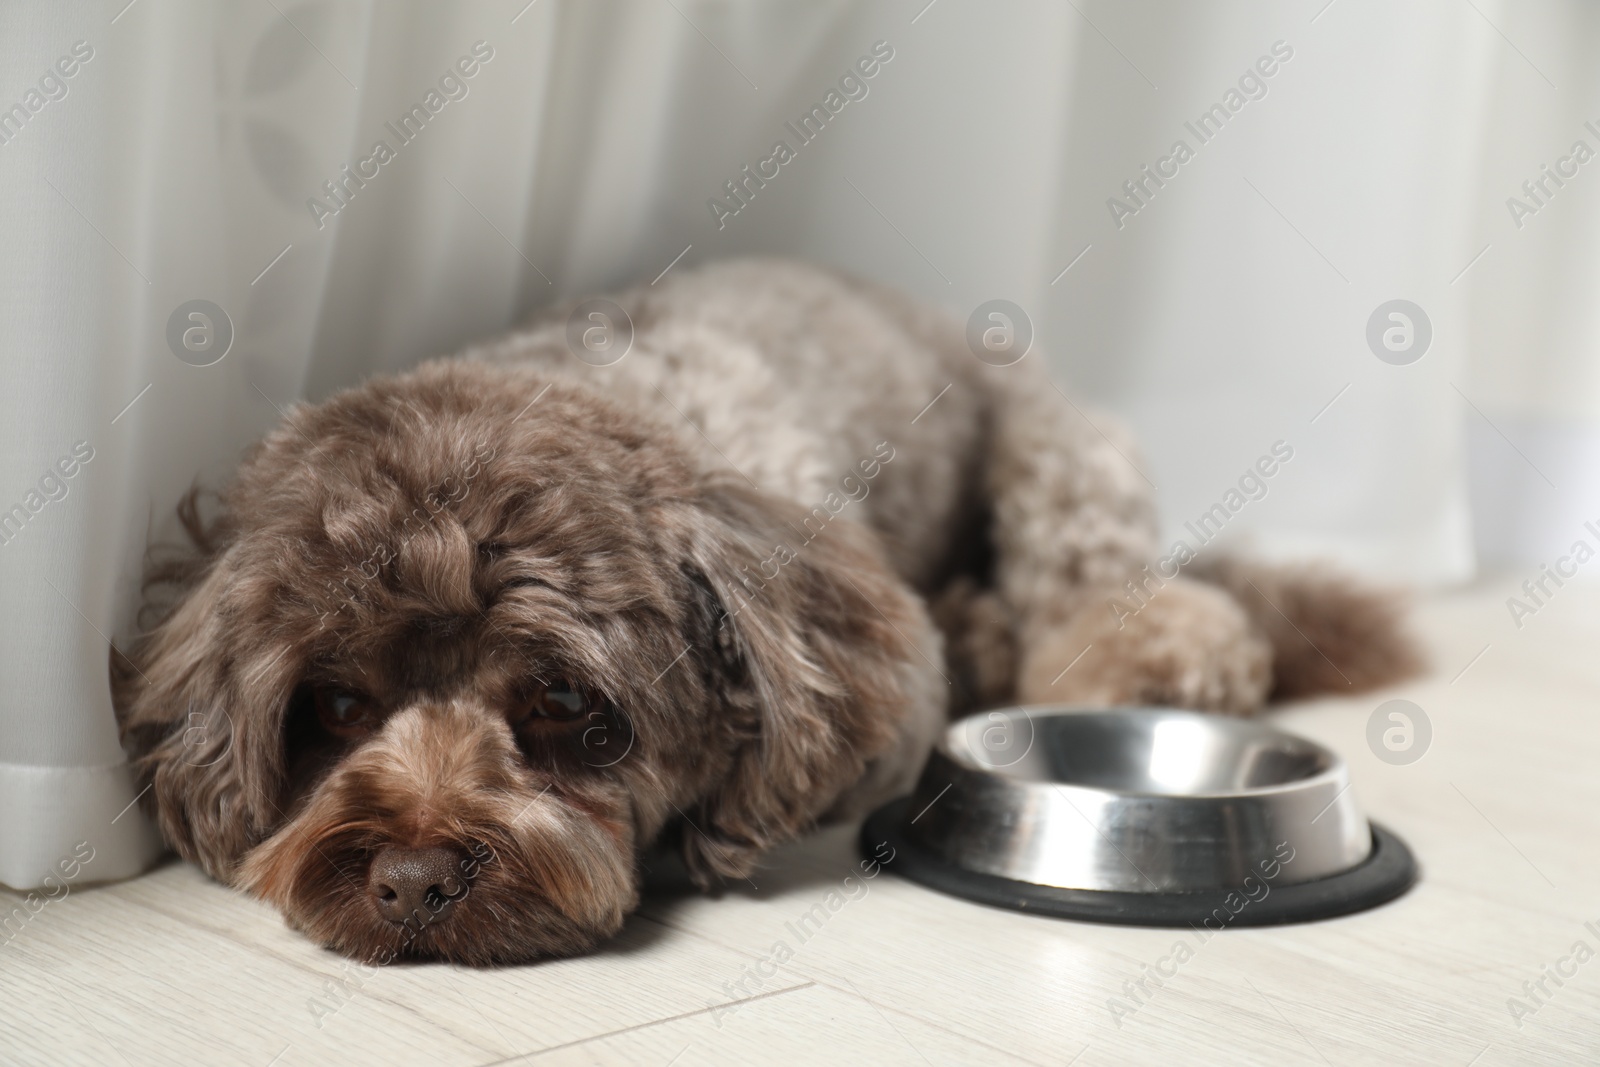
[113,360,935,964]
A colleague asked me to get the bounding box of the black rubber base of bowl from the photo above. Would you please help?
[860,797,1417,927]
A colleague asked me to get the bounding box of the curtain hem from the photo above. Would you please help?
[0,760,165,891]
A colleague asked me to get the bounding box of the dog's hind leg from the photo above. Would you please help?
[982,368,1274,715]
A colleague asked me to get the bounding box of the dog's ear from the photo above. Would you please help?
[661,478,942,885]
[113,527,303,882]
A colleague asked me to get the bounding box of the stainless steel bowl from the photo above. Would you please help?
[911,706,1368,892]
[864,706,1416,924]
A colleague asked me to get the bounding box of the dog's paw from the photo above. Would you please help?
[1016,577,1271,716]
[929,576,1019,713]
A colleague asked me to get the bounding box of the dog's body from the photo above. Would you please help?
[114,259,1418,964]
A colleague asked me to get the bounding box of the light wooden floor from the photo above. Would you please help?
[4,575,1597,1066]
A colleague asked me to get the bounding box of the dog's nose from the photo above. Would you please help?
[367,845,468,925]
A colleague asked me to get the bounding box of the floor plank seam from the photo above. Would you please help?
[631,911,1056,1067]
[475,980,818,1064]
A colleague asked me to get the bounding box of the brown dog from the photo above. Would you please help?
[112,259,1418,965]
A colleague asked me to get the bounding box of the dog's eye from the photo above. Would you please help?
[312,687,380,739]
[521,679,600,724]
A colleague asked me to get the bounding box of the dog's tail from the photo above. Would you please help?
[1187,556,1426,701]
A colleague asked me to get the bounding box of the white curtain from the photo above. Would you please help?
[2,0,1592,888]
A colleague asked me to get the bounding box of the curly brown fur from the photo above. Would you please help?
[1015,577,1274,714]
[930,576,1018,712]
[113,258,1419,965]
[1184,556,1426,701]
